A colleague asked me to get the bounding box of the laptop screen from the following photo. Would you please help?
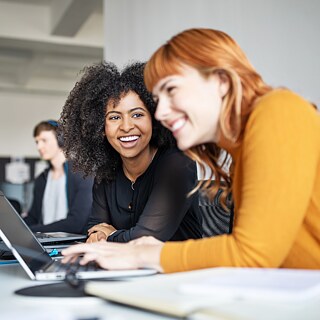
[0,192,51,274]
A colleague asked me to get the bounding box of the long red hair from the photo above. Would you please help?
[144,28,271,203]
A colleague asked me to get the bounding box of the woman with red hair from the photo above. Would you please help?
[63,28,320,272]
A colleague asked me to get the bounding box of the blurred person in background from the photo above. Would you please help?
[24,120,93,234]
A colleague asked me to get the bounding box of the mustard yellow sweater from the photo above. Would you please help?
[161,89,320,272]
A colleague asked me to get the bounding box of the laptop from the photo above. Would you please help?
[0,191,157,280]
[35,232,87,244]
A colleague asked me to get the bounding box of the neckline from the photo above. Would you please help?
[122,148,158,186]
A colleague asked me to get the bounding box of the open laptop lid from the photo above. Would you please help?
[0,191,158,281]
[0,191,51,279]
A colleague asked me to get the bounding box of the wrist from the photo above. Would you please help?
[138,243,164,273]
[106,230,117,241]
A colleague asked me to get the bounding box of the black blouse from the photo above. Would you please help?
[88,147,203,242]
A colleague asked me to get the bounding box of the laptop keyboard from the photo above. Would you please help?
[35,232,53,239]
[44,257,100,273]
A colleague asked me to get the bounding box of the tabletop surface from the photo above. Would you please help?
[0,262,172,320]
[1,262,320,320]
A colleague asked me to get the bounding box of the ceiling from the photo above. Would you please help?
[0,0,104,96]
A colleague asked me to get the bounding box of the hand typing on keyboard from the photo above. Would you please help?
[61,239,163,272]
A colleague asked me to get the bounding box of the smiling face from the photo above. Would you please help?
[152,64,229,151]
[105,91,153,161]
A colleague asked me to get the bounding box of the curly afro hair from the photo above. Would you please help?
[59,61,176,182]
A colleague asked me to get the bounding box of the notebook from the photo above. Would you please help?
[0,191,157,280]
[84,268,320,318]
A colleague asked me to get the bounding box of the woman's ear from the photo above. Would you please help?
[217,72,230,98]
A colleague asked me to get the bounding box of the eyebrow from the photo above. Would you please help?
[152,80,170,100]
[106,107,146,116]
[159,79,171,92]
[154,78,175,97]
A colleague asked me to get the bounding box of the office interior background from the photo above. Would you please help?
[0,0,319,208]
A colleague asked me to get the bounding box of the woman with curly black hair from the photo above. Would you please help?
[60,61,203,243]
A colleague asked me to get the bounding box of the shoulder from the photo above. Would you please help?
[250,89,317,122]
[93,178,107,192]
[66,161,94,185]
[93,178,110,189]
[34,167,49,184]
[157,147,195,168]
[242,89,320,153]
[155,147,197,179]
[158,147,192,162]
[246,89,319,134]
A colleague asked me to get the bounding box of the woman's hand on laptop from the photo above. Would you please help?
[87,223,117,243]
[61,237,164,272]
[129,236,163,246]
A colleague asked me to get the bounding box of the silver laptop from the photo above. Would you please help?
[0,191,157,280]
[35,231,87,244]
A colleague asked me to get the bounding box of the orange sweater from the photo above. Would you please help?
[161,89,320,272]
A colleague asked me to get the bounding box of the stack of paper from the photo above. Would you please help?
[85,267,320,319]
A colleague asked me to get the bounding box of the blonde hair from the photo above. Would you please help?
[144,28,271,203]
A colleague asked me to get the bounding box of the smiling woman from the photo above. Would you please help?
[59,61,204,243]
[105,92,154,168]
[62,28,320,273]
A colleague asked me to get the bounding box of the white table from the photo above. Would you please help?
[2,262,320,320]
[0,263,172,320]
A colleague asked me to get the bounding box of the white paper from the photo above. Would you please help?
[179,268,320,301]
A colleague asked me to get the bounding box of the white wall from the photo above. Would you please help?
[104,0,320,107]
[0,1,103,47]
[0,91,65,157]
[0,0,103,157]
[1,0,319,157]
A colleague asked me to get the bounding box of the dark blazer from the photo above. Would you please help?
[24,161,93,234]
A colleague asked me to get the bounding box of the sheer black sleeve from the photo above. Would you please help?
[87,181,112,230]
[108,150,201,242]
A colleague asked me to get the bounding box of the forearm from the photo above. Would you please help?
[159,233,275,273]
[87,216,105,231]
[30,217,86,234]
[107,227,152,243]
[107,221,178,243]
